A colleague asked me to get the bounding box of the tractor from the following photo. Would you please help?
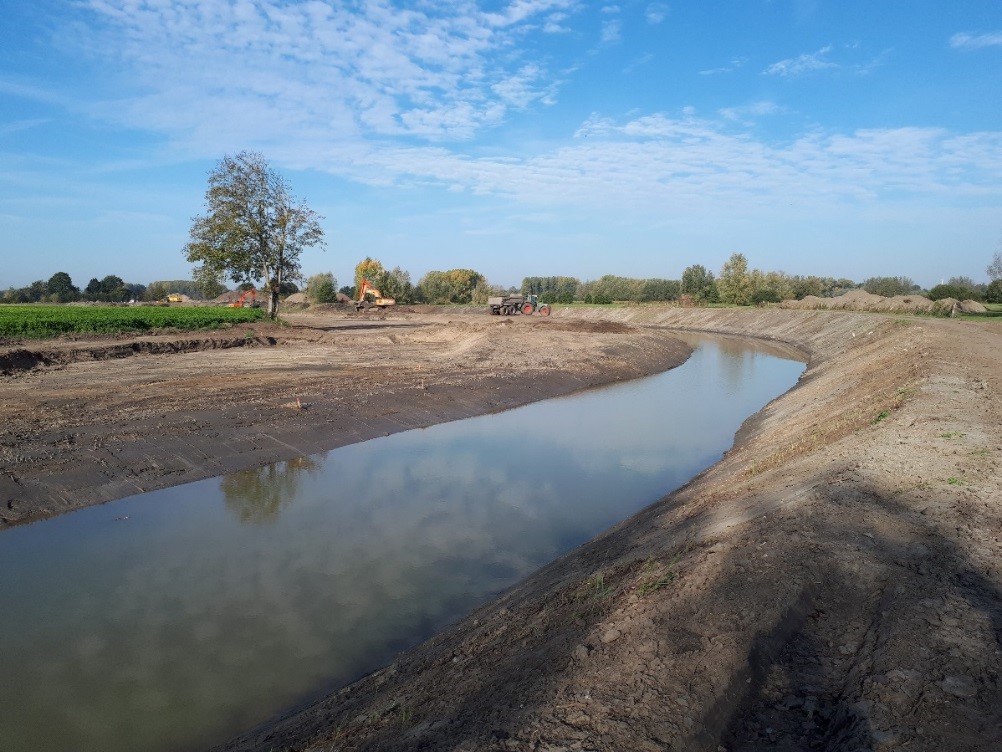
[487,293,551,316]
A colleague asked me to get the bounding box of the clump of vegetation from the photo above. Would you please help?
[637,556,679,596]
[576,572,613,602]
[305,272,338,304]
[0,304,263,339]
[986,280,1002,305]
[397,705,414,727]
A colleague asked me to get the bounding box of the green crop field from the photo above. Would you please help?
[0,305,265,340]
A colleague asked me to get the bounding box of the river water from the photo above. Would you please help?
[0,335,804,752]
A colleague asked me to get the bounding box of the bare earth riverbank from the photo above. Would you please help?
[3,307,1000,751]
[0,313,690,525]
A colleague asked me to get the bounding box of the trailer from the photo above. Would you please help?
[487,293,551,316]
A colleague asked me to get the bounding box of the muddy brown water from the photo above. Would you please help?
[0,336,804,752]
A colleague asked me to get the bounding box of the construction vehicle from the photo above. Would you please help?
[228,289,258,308]
[166,293,185,303]
[488,293,551,316]
[355,279,396,312]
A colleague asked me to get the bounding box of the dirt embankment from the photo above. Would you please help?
[213,308,1002,752]
[0,315,690,525]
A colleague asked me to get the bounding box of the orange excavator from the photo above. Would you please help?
[228,289,258,308]
[354,279,396,312]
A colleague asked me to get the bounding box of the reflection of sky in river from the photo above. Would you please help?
[0,337,803,752]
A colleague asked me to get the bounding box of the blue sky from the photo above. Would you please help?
[2,0,1000,290]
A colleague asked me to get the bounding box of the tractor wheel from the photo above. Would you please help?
[521,302,535,315]
[538,304,551,316]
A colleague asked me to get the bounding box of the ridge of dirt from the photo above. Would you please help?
[0,333,279,375]
[211,308,1002,752]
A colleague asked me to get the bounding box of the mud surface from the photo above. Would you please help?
[3,307,1001,751]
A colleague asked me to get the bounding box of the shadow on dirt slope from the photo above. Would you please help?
[705,483,1002,752]
[215,463,1001,752]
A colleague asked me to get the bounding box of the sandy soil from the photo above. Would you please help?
[3,306,1000,751]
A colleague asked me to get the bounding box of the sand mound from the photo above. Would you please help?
[958,299,988,313]
[779,290,982,315]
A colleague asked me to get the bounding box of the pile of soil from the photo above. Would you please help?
[780,289,985,315]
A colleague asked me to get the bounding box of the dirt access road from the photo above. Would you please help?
[3,307,1001,751]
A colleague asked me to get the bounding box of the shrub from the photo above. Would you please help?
[751,288,781,305]
[305,273,338,304]
[928,283,981,302]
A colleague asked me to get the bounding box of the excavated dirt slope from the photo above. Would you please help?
[2,307,1000,751]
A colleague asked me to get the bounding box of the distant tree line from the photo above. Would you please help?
[1,270,308,305]
[518,262,858,305]
[9,248,1001,308]
[2,273,148,304]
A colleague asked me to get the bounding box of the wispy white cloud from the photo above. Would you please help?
[763,45,836,76]
[0,118,51,136]
[719,100,782,123]
[491,64,559,107]
[345,114,1002,220]
[484,0,580,28]
[623,53,654,74]
[0,78,76,107]
[79,0,578,144]
[698,57,748,75]
[542,12,572,33]
[645,3,669,24]
[43,3,1002,228]
[949,31,1002,50]
[600,19,622,45]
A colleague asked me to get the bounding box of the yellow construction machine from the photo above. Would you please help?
[354,279,396,312]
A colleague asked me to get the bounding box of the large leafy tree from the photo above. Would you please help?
[354,257,387,294]
[305,273,338,304]
[184,152,326,319]
[680,264,717,303]
[718,252,753,305]
[522,276,580,303]
[861,276,916,297]
[83,275,133,302]
[381,266,414,303]
[47,272,79,302]
[417,269,484,304]
[988,251,1002,281]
